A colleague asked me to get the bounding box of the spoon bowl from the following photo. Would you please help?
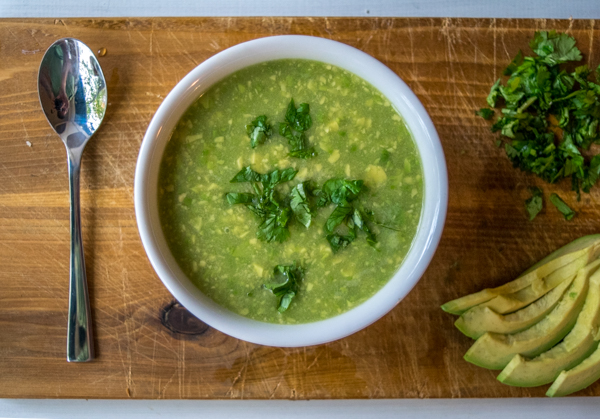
[38,38,107,362]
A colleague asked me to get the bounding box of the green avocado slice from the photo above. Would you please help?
[455,274,575,339]
[463,259,598,370]
[441,235,600,315]
[547,338,600,397]
[481,259,585,314]
[497,268,600,387]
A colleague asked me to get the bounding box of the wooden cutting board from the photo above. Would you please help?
[1,17,599,399]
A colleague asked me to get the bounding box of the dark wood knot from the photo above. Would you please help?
[161,301,210,335]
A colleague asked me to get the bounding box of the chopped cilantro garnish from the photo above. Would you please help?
[263,263,303,312]
[245,115,272,148]
[226,166,298,243]
[279,98,317,159]
[362,208,402,232]
[525,187,543,220]
[478,31,600,199]
[529,31,582,65]
[549,193,576,220]
[476,108,494,120]
[316,178,377,252]
[290,182,312,228]
[315,178,363,207]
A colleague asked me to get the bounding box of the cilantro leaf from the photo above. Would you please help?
[278,98,316,159]
[257,209,291,243]
[530,31,582,66]
[316,178,364,207]
[227,166,298,243]
[318,178,377,252]
[284,99,312,132]
[362,208,402,232]
[525,187,543,220]
[582,155,600,193]
[225,192,255,205]
[325,209,377,252]
[325,205,353,232]
[230,166,263,183]
[264,166,298,187]
[549,193,576,220]
[245,115,272,148]
[487,79,501,107]
[476,108,495,120]
[290,182,312,228]
[288,145,317,159]
[263,263,303,312]
[352,208,377,247]
[230,166,297,188]
[326,232,355,252]
[504,50,524,76]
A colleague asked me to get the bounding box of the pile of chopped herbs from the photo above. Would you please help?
[478,31,600,201]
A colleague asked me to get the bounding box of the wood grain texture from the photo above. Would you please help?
[1,17,600,399]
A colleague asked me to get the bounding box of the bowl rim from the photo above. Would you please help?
[134,35,448,347]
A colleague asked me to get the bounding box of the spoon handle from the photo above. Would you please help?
[66,151,94,362]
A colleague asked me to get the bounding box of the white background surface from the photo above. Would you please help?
[1,0,599,19]
[2,1,600,418]
[2,398,600,418]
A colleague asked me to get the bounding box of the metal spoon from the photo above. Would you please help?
[38,38,107,362]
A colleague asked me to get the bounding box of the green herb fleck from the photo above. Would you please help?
[549,193,576,220]
[525,187,543,220]
[380,149,391,164]
[245,115,272,148]
[278,98,316,159]
[226,166,298,242]
[487,79,501,107]
[316,178,377,252]
[529,30,582,65]
[476,108,495,120]
[263,263,303,312]
[290,182,312,228]
[315,178,363,207]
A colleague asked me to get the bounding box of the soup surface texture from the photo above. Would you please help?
[158,59,423,324]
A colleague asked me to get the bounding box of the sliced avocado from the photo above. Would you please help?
[547,341,600,397]
[455,275,575,339]
[441,235,600,315]
[497,268,600,387]
[482,259,585,314]
[463,259,598,370]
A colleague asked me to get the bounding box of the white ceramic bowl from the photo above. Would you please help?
[135,35,448,347]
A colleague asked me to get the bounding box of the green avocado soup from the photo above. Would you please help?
[158,59,423,324]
